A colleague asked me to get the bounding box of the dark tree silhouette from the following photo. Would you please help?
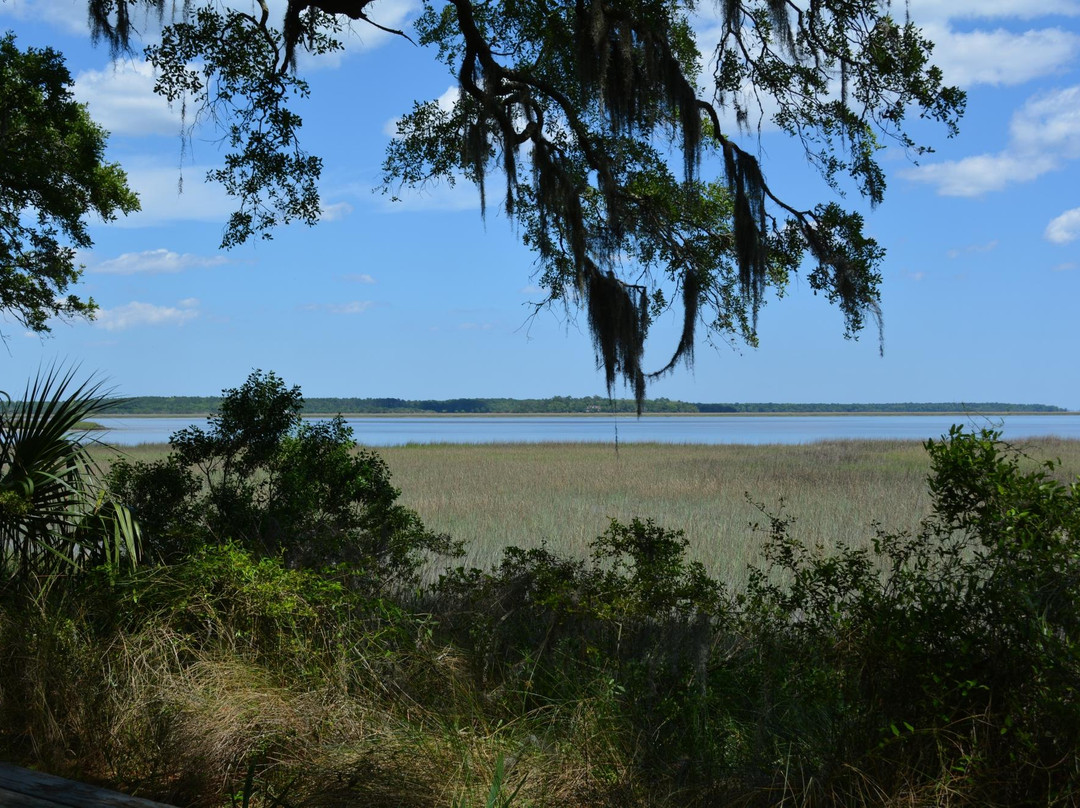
[88,0,963,409]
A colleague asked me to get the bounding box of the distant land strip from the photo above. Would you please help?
[99,397,1070,415]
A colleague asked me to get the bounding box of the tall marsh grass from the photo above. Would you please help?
[100,437,1080,588]
[380,438,1080,585]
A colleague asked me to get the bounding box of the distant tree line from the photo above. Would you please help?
[694,402,1069,414]
[102,397,1068,415]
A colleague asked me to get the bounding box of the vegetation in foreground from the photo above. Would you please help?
[3,371,1080,807]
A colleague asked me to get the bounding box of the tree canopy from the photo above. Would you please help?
[89,0,962,409]
[0,32,139,337]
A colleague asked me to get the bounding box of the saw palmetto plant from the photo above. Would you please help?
[0,367,139,588]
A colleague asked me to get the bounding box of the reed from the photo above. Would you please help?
[94,438,1080,588]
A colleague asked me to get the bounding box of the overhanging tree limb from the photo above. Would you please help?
[91,0,961,409]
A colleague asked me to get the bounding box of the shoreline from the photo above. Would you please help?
[94,410,1079,419]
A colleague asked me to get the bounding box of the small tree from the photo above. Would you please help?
[110,370,460,585]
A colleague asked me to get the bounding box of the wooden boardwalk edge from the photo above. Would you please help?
[0,762,178,808]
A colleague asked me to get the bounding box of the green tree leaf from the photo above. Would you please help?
[0,32,139,336]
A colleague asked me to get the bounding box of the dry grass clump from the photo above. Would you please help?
[0,551,642,808]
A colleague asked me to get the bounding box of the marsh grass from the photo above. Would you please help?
[379,438,1080,586]
[94,438,1080,588]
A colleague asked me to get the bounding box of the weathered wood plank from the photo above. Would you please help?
[0,763,177,808]
[0,784,65,808]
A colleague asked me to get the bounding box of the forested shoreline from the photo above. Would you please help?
[100,396,1069,415]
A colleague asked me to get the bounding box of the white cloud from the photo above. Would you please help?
[947,240,999,259]
[458,322,494,331]
[1009,86,1080,154]
[296,0,420,70]
[74,60,181,137]
[903,85,1080,196]
[0,0,92,35]
[919,23,1080,87]
[904,152,1053,196]
[320,202,354,221]
[1046,208,1080,243]
[93,249,228,275]
[384,85,459,136]
[342,273,376,284]
[906,0,1080,23]
[94,301,199,331]
[382,179,481,212]
[115,162,236,226]
[301,301,375,315]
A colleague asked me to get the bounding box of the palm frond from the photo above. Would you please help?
[0,366,139,586]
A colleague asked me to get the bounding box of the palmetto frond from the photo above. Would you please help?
[0,367,140,586]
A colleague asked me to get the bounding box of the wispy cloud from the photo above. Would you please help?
[115,162,236,226]
[93,249,228,275]
[903,85,1080,196]
[906,0,1080,22]
[0,0,93,34]
[1046,207,1080,243]
[301,301,375,315]
[320,202,354,221]
[947,240,999,259]
[381,180,481,212]
[341,273,376,284]
[94,299,199,331]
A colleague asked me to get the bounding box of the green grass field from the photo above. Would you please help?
[106,436,1080,587]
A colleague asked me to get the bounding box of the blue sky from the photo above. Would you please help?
[2,0,1079,406]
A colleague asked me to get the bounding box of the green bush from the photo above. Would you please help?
[740,427,1080,804]
[106,455,201,563]
[438,518,725,777]
[108,371,461,587]
[1,368,139,590]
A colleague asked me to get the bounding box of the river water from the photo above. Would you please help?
[87,414,1080,447]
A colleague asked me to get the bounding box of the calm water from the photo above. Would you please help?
[88,414,1080,447]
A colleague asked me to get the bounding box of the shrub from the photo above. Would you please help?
[108,371,461,587]
[740,427,1080,804]
[438,518,726,778]
[0,368,139,590]
[106,455,201,564]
